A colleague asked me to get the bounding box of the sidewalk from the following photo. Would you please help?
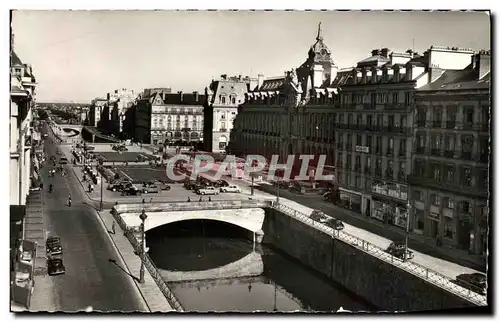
[96,209,174,312]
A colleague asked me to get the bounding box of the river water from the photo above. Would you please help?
[147,219,375,312]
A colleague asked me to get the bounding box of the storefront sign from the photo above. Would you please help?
[355,145,369,153]
[428,212,440,221]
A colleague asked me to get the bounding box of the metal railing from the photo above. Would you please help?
[112,212,185,312]
[270,202,487,307]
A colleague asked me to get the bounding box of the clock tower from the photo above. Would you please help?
[298,22,338,89]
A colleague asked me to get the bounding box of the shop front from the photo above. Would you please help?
[150,130,165,145]
[339,188,362,214]
[371,195,409,228]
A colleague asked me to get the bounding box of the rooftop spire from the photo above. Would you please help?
[316,22,323,41]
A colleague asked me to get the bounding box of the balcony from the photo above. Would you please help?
[430,148,441,157]
[397,173,407,182]
[443,150,455,158]
[385,170,394,180]
[461,151,472,160]
[363,125,373,132]
[463,122,473,130]
[446,121,456,129]
[363,103,375,110]
[407,175,487,198]
[432,120,442,128]
[386,149,393,157]
[374,169,383,178]
[415,146,425,154]
[416,120,426,127]
[399,149,406,157]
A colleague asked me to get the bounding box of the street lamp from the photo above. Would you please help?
[139,209,148,283]
[99,173,104,211]
[404,199,411,261]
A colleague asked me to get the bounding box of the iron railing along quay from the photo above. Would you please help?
[270,202,488,307]
[112,212,185,312]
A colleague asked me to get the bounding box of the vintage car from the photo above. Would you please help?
[454,273,487,295]
[220,185,241,193]
[47,258,66,276]
[46,236,63,256]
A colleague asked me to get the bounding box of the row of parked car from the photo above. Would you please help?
[183,178,242,195]
[107,179,172,195]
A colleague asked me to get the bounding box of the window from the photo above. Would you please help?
[232,97,236,104]
[444,218,453,239]
[339,114,344,124]
[404,92,411,105]
[389,138,394,149]
[355,175,361,188]
[337,153,343,168]
[445,136,455,151]
[388,115,394,127]
[221,97,226,104]
[400,115,407,128]
[443,197,454,209]
[357,114,362,125]
[346,173,351,186]
[355,156,361,169]
[430,194,440,206]
[392,92,399,104]
[432,163,441,181]
[375,136,381,154]
[461,167,472,186]
[399,139,406,155]
[221,112,226,119]
[356,135,362,145]
[366,135,372,149]
[346,134,352,149]
[388,160,393,170]
[399,161,405,175]
[367,115,372,126]
[348,114,353,125]
[366,156,371,168]
[346,155,352,169]
[414,190,424,202]
[465,108,474,123]
[13,68,22,76]
[445,165,454,182]
[377,115,383,126]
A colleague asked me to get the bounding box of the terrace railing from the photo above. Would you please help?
[270,202,487,307]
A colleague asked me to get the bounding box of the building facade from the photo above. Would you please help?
[98,88,137,135]
[10,51,36,206]
[203,74,255,152]
[88,98,107,127]
[231,24,339,173]
[134,90,205,145]
[409,50,490,255]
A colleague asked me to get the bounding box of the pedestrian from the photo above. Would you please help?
[208,196,211,202]
[142,198,145,204]
[150,198,153,203]
[111,221,116,235]
[187,197,191,202]
[199,197,202,202]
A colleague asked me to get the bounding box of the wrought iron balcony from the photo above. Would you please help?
[432,120,442,128]
[407,175,487,198]
[446,121,456,129]
[430,148,441,156]
[416,120,426,127]
[415,146,425,154]
[443,150,454,158]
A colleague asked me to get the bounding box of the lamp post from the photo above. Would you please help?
[139,209,148,283]
[404,199,411,261]
[99,173,104,211]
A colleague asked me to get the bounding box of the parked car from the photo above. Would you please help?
[326,218,345,230]
[184,181,197,190]
[142,182,160,194]
[310,210,329,222]
[454,273,487,295]
[122,186,140,196]
[155,181,171,191]
[386,241,415,260]
[108,181,132,192]
[196,186,219,195]
[47,258,66,276]
[215,180,230,187]
[59,157,68,164]
[19,250,34,265]
[220,185,241,193]
[46,236,63,256]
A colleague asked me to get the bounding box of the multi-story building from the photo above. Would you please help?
[10,48,37,255]
[409,50,490,256]
[203,74,255,152]
[88,98,107,127]
[98,88,137,135]
[232,23,339,173]
[330,46,477,225]
[134,90,205,145]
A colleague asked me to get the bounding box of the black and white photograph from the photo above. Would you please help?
[8,8,491,313]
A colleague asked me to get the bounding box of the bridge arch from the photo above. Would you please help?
[121,208,266,236]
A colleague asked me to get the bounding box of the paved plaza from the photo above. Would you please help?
[94,152,156,163]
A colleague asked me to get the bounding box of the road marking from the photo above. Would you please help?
[120,171,133,181]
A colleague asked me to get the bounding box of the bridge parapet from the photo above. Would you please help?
[112,199,272,215]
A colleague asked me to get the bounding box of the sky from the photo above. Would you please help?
[11,10,490,103]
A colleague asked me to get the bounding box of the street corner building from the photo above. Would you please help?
[228,24,491,257]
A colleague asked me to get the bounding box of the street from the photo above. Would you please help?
[32,123,147,311]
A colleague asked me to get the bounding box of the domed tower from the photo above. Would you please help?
[299,22,338,89]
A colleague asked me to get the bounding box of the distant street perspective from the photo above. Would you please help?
[10,10,490,313]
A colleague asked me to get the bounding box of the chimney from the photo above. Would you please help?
[238,75,242,81]
[257,74,265,89]
[381,48,389,58]
[193,91,199,102]
[371,49,380,57]
[221,74,227,80]
[475,50,491,79]
[178,91,183,101]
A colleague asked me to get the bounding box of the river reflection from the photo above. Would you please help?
[147,220,375,312]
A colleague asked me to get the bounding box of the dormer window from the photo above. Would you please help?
[382,68,388,82]
[393,67,399,82]
[362,70,367,83]
[221,96,226,104]
[13,68,22,76]
[352,69,358,85]
[371,68,378,83]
